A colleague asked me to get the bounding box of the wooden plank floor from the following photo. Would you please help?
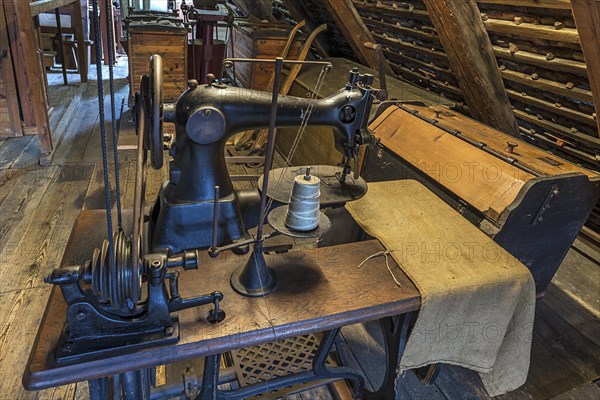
[0,60,598,399]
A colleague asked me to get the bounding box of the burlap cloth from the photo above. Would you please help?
[346,180,536,396]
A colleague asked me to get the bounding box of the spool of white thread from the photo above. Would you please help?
[285,172,321,231]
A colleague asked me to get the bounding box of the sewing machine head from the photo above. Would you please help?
[143,56,379,257]
[168,66,376,189]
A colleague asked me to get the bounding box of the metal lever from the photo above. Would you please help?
[168,290,223,313]
[209,185,220,258]
[364,41,388,100]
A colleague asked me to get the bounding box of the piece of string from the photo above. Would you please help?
[357,250,402,287]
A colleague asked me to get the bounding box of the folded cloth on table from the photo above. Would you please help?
[346,180,536,396]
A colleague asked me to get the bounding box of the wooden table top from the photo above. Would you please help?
[23,210,420,390]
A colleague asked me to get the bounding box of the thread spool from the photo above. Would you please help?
[285,170,321,231]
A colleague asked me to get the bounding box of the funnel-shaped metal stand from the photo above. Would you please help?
[230,242,278,297]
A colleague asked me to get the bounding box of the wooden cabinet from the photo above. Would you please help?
[128,21,188,100]
[232,22,304,90]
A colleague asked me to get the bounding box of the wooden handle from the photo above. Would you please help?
[363,41,380,50]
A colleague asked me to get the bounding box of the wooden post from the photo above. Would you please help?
[421,0,520,137]
[572,0,600,138]
[0,0,23,136]
[72,0,89,82]
[325,0,394,75]
[3,0,53,153]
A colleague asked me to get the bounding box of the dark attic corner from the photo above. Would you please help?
[0,0,599,399]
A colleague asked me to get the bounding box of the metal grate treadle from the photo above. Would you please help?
[230,333,321,390]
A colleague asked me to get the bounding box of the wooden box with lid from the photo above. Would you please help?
[232,21,304,90]
[127,19,188,100]
[364,103,600,294]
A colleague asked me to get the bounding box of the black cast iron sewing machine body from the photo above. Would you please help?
[150,68,378,255]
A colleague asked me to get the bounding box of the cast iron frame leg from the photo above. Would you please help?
[109,368,154,399]
[314,328,364,398]
[198,354,222,400]
[353,312,413,400]
[89,377,109,400]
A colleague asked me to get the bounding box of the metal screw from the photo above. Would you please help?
[63,341,73,352]
[164,326,174,336]
[76,311,86,321]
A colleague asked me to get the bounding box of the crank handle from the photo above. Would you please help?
[168,291,223,313]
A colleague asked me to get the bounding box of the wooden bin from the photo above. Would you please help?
[364,103,600,294]
[128,20,188,100]
[232,22,304,90]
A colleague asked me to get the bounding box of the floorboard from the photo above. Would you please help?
[0,167,58,258]
[552,382,600,399]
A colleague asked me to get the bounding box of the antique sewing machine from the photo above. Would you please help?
[29,55,389,399]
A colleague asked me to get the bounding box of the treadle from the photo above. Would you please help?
[231,333,323,395]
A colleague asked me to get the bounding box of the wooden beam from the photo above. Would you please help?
[506,89,597,127]
[571,0,600,138]
[363,18,438,42]
[483,18,581,44]
[421,0,520,136]
[30,0,77,17]
[326,0,394,75]
[373,32,450,63]
[476,0,572,9]
[234,0,273,21]
[500,68,594,104]
[4,0,53,153]
[494,45,588,76]
[351,1,431,22]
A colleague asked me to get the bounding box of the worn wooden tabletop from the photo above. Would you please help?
[24,209,420,391]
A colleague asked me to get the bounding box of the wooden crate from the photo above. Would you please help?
[365,103,600,294]
[128,22,188,100]
[232,22,304,90]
